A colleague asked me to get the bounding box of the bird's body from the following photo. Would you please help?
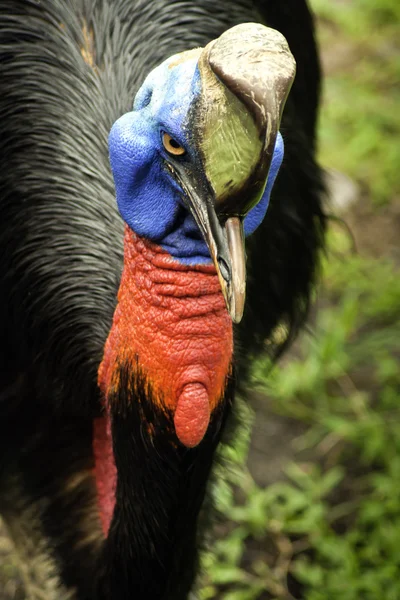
[0,1,325,599]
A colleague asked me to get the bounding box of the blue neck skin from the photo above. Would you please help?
[108,55,284,265]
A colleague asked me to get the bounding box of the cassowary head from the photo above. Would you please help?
[95,24,295,532]
[109,24,295,321]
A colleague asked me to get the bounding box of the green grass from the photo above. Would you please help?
[314,0,400,205]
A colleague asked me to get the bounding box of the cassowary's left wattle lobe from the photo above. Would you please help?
[95,228,232,532]
[94,227,233,532]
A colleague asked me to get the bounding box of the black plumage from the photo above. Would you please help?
[0,1,325,599]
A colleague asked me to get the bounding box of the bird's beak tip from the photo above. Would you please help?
[223,216,246,324]
[210,216,246,324]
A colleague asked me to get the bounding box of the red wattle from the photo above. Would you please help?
[174,383,210,448]
[98,226,233,431]
[94,226,233,534]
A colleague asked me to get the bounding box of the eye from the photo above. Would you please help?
[162,132,186,156]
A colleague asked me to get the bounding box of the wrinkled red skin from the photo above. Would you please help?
[94,226,233,534]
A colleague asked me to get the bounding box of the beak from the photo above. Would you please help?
[168,161,246,323]
[179,24,296,323]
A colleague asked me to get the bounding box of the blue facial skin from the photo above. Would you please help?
[109,55,284,265]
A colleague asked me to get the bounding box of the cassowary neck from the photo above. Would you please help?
[93,226,234,597]
[99,226,233,452]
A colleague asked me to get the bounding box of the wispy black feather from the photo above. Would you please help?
[0,1,325,598]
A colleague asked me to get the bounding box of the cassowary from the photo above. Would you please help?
[0,1,325,599]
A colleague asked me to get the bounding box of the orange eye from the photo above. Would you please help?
[162,132,186,156]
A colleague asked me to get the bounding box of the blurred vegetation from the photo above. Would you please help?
[199,1,400,598]
[313,0,400,205]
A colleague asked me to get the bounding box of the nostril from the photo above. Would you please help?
[218,257,230,282]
